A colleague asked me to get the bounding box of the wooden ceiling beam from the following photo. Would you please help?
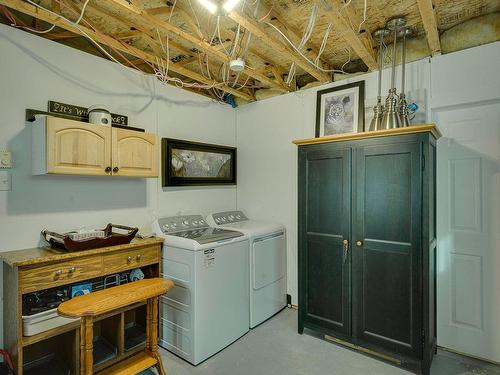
[416,0,441,55]
[322,0,377,70]
[227,10,330,83]
[0,0,254,102]
[46,31,81,40]
[105,0,287,91]
[150,2,288,76]
[81,1,196,59]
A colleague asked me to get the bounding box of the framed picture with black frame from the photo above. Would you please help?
[315,81,365,137]
[162,138,237,186]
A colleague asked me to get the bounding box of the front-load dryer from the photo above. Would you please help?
[206,211,287,328]
[153,215,249,365]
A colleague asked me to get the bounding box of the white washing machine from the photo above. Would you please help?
[206,211,287,328]
[152,215,249,365]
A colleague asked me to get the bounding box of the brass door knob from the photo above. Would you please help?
[105,166,112,173]
[356,240,363,247]
[113,167,119,173]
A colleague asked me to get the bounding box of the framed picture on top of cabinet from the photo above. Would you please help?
[315,81,365,137]
[161,138,236,186]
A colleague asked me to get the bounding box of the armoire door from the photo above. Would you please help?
[352,140,422,357]
[298,147,351,337]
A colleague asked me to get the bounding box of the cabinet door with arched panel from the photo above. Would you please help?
[46,117,112,176]
[111,128,158,177]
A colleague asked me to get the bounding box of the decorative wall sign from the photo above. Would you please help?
[315,81,365,137]
[162,138,236,186]
[48,101,128,126]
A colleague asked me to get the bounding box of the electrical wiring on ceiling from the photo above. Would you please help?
[23,0,229,101]
[358,0,368,32]
[7,0,90,34]
[315,22,332,66]
[262,21,347,74]
[286,3,318,85]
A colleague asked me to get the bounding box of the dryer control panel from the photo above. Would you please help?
[158,215,208,233]
[211,210,248,225]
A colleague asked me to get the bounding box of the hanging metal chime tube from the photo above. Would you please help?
[368,29,389,131]
[380,17,406,130]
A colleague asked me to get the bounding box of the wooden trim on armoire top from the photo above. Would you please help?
[292,124,442,145]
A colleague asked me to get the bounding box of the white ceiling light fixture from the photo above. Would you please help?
[222,0,240,12]
[196,0,240,14]
[197,0,218,14]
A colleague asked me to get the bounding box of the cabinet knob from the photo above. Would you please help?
[127,256,132,264]
[54,270,63,277]
[105,166,112,173]
[68,266,76,273]
[356,240,363,247]
[113,167,119,173]
[136,254,142,261]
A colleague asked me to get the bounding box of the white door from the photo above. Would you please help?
[435,102,500,362]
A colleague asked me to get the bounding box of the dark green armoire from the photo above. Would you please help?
[295,125,440,375]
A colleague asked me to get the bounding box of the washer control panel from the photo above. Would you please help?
[158,215,208,233]
[212,211,248,225]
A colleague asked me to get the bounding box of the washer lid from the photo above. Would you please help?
[214,220,285,238]
[165,227,244,244]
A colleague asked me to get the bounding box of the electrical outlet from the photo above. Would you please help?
[0,172,11,191]
[0,151,12,168]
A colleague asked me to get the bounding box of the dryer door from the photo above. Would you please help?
[252,231,286,290]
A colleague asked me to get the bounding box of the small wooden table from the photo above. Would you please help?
[58,278,174,375]
[1,238,164,375]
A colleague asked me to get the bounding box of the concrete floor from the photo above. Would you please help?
[159,308,500,375]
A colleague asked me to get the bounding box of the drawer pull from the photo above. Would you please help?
[127,256,132,264]
[136,254,142,261]
[68,267,76,273]
[54,270,63,277]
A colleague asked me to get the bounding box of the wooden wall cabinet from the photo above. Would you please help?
[295,125,440,375]
[32,116,158,177]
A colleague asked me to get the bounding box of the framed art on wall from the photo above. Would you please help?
[162,138,236,186]
[315,81,365,137]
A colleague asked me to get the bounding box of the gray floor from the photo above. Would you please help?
[159,308,500,375]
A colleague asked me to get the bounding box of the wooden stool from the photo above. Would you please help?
[58,278,174,375]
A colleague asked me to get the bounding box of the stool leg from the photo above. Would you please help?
[147,297,166,375]
[84,317,94,375]
[80,319,86,375]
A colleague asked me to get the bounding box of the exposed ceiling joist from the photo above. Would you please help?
[227,10,331,82]
[322,0,377,71]
[0,0,254,102]
[416,0,441,55]
[45,31,81,40]
[80,1,195,62]
[105,0,287,92]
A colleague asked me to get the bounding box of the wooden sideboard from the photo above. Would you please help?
[1,238,164,375]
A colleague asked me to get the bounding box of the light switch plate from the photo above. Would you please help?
[0,172,11,191]
[0,151,12,168]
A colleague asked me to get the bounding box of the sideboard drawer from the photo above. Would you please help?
[102,246,159,274]
[21,257,103,293]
